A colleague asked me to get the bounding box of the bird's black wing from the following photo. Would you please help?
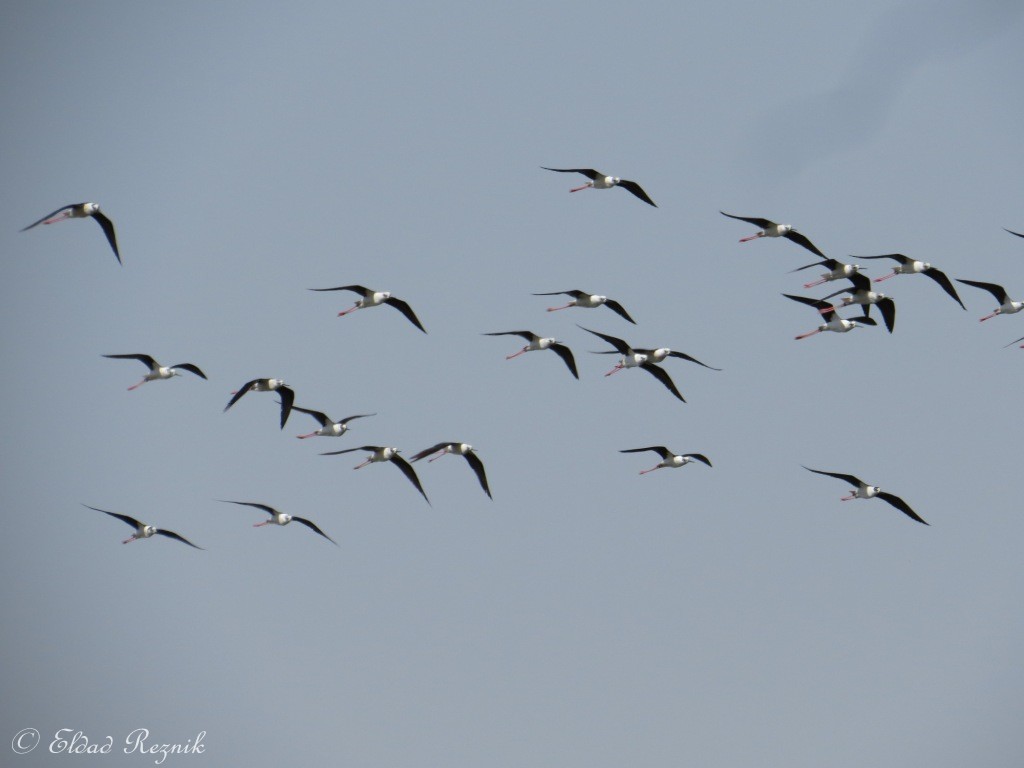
[662,350,722,371]
[549,343,579,379]
[532,290,583,297]
[719,211,773,228]
[218,500,279,516]
[1004,228,1024,239]
[540,167,601,180]
[384,296,427,333]
[783,293,835,315]
[103,353,157,370]
[784,230,826,259]
[308,285,368,294]
[483,330,536,341]
[620,446,673,459]
[683,453,712,467]
[21,205,74,231]
[640,363,685,402]
[845,271,872,292]
[790,258,838,273]
[277,386,295,429]
[390,454,431,505]
[83,503,141,530]
[171,363,207,379]
[463,451,492,499]
[876,492,929,525]
[922,268,966,310]
[956,279,1009,304]
[617,179,657,207]
[339,413,376,426]
[292,516,339,545]
[802,466,864,488]
[576,325,632,355]
[877,298,896,334]
[290,405,330,427]
[410,442,452,462]
[223,380,257,411]
[603,299,636,324]
[1003,336,1024,348]
[155,529,204,549]
[91,211,121,265]
[854,253,910,264]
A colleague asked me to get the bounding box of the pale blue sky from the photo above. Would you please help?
[2,1,1023,766]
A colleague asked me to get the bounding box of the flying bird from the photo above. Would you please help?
[955,279,1024,321]
[578,326,686,402]
[224,378,295,429]
[852,254,965,309]
[218,500,337,545]
[820,272,896,333]
[533,290,636,324]
[290,406,376,439]
[620,447,712,474]
[483,331,578,379]
[84,504,203,548]
[802,467,928,525]
[783,294,876,340]
[102,354,207,390]
[320,446,430,504]
[309,285,426,332]
[22,203,120,264]
[790,258,864,289]
[410,442,492,499]
[719,211,826,258]
[540,167,657,207]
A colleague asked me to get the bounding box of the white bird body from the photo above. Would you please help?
[616,352,649,370]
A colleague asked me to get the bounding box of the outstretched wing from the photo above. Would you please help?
[617,179,657,207]
[956,279,1009,304]
[576,325,632,355]
[922,268,966,310]
[223,380,257,411]
[83,503,141,530]
[103,353,158,370]
[603,299,637,324]
[21,204,75,230]
[384,296,427,333]
[876,298,896,334]
[155,529,204,549]
[171,363,207,379]
[277,386,295,429]
[783,230,826,259]
[410,442,452,462]
[662,350,721,371]
[876,492,929,525]
[549,343,579,379]
[463,451,492,499]
[640,363,686,402]
[719,211,773,228]
[218,500,279,517]
[683,453,712,467]
[91,211,121,265]
[483,330,536,341]
[620,446,673,459]
[802,466,864,489]
[390,454,431,505]
[292,516,339,545]
[540,167,601,180]
[308,285,368,294]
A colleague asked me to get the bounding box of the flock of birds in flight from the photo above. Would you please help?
[21,168,1024,547]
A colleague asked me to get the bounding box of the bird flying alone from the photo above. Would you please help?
[84,504,203,548]
[410,442,492,499]
[955,279,1024,322]
[102,354,207,390]
[533,290,636,324]
[783,294,876,340]
[484,331,579,379]
[802,467,928,525]
[853,253,965,310]
[541,167,657,207]
[320,445,430,505]
[290,406,376,439]
[22,202,121,264]
[218,500,337,545]
[620,447,712,474]
[224,378,295,429]
[719,211,826,258]
[309,285,426,333]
